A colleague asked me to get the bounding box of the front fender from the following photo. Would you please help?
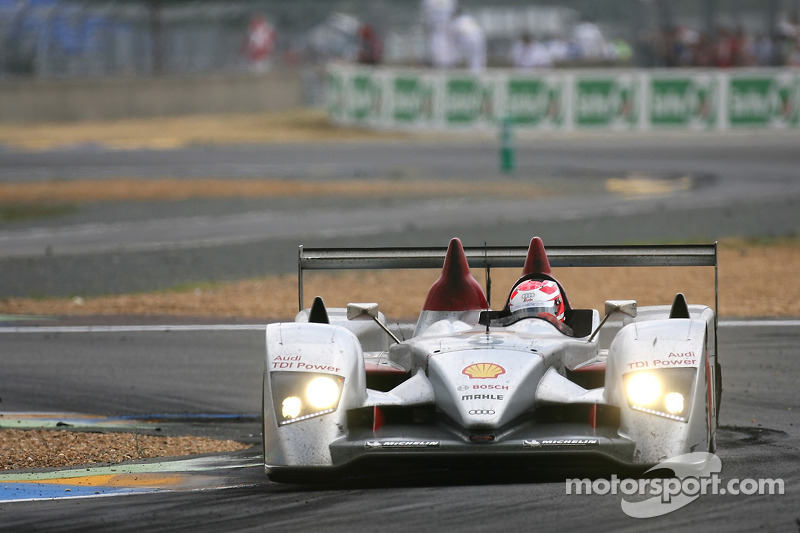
[263,322,366,468]
[606,318,713,463]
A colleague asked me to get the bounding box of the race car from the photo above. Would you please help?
[262,237,721,483]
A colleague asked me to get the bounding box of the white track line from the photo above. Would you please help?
[719,319,800,327]
[0,320,797,334]
[0,324,267,333]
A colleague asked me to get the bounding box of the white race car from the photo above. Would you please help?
[262,237,721,483]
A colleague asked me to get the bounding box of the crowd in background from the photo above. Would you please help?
[508,22,633,69]
[3,0,800,80]
[650,18,800,68]
[421,0,486,72]
[418,0,800,71]
[505,19,800,71]
[420,0,633,72]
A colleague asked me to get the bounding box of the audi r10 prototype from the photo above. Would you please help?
[262,237,721,483]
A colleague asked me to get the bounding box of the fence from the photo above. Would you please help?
[2,0,798,80]
[326,65,800,132]
[0,0,258,78]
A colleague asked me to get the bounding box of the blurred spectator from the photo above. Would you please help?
[357,24,383,65]
[572,17,606,59]
[510,32,552,68]
[451,9,486,73]
[545,34,571,64]
[421,0,457,67]
[610,38,633,63]
[650,23,793,68]
[677,27,699,64]
[776,11,799,65]
[752,33,774,66]
[245,14,275,72]
[714,26,734,67]
[661,26,699,66]
[306,12,360,63]
[690,31,715,67]
[776,11,799,41]
[789,42,800,66]
[733,26,755,66]
[660,26,682,66]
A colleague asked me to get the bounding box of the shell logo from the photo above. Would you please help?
[462,363,506,379]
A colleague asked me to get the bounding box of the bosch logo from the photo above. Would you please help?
[468,409,496,415]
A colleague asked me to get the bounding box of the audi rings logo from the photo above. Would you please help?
[469,409,496,415]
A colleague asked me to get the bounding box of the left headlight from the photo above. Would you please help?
[623,368,696,423]
[271,372,344,425]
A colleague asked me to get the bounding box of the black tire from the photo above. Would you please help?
[267,468,341,485]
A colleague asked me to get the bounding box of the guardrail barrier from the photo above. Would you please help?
[326,65,800,132]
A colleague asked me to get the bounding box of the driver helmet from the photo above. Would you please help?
[508,279,565,321]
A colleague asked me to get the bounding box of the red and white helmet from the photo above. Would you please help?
[508,279,565,321]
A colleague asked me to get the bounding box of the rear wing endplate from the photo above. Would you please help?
[298,243,718,314]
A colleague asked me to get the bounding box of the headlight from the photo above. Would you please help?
[623,368,696,423]
[664,392,685,415]
[271,372,344,425]
[281,396,302,419]
[625,372,661,406]
[306,376,341,410]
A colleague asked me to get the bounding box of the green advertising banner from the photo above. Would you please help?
[574,76,638,128]
[505,76,565,128]
[347,72,383,123]
[728,74,799,128]
[326,65,799,132]
[390,74,436,125]
[443,76,496,126]
[649,75,717,129]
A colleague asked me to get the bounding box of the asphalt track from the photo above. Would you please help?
[1,133,799,296]
[0,132,799,530]
[0,321,798,531]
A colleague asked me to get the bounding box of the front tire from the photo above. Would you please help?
[267,467,341,485]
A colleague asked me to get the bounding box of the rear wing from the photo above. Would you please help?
[298,243,718,313]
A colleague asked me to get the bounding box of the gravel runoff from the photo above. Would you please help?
[2,238,799,320]
[0,430,249,472]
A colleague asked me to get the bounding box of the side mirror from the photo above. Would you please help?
[347,302,380,321]
[604,300,638,319]
[347,302,400,344]
[588,299,638,342]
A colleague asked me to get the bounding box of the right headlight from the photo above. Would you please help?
[625,372,661,407]
[271,372,344,426]
[623,368,697,423]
